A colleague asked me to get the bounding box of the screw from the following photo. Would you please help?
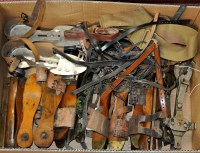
[65,69,69,72]
[40,132,48,139]
[21,133,29,141]
[58,68,62,71]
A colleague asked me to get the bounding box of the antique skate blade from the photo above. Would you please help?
[33,88,63,148]
[54,84,77,141]
[17,74,42,148]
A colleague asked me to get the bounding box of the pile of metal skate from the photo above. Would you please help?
[2,0,197,150]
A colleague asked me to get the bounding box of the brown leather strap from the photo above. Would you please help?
[2,38,40,72]
[115,106,132,117]
[54,107,76,128]
[140,13,159,49]
[64,27,119,41]
[128,112,164,138]
[23,0,46,38]
[46,73,66,93]
[87,107,109,137]
[91,27,119,41]
[154,46,168,117]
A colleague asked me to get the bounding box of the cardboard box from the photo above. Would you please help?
[0,1,199,152]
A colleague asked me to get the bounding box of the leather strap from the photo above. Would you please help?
[115,106,132,117]
[64,27,119,41]
[100,19,190,52]
[100,42,156,101]
[23,0,46,38]
[87,107,109,137]
[128,112,164,138]
[91,27,119,41]
[54,107,76,128]
[2,38,40,72]
[54,84,77,140]
[154,46,168,117]
[72,61,131,95]
[46,72,66,94]
[172,5,186,20]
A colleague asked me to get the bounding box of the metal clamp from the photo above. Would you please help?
[164,63,195,149]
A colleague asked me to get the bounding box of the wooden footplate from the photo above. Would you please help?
[17,74,42,148]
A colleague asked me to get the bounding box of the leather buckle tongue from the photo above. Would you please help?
[87,107,109,137]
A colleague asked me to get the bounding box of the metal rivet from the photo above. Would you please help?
[184,123,188,128]
[21,133,29,141]
[177,103,182,108]
[40,132,48,139]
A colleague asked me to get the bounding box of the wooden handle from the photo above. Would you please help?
[15,78,26,147]
[54,84,77,142]
[5,77,18,147]
[17,74,42,148]
[33,88,63,148]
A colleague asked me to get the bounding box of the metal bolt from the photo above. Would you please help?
[58,68,62,71]
[40,132,48,139]
[21,133,29,141]
[65,69,69,72]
